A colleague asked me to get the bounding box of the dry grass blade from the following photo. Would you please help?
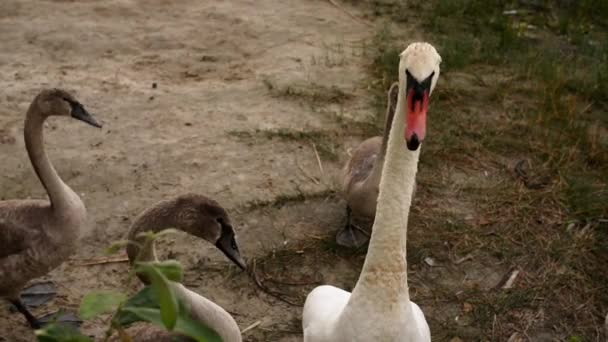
[241,320,262,334]
[312,143,325,177]
[501,269,520,289]
[295,157,321,185]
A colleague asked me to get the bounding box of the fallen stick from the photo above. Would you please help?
[296,157,321,185]
[241,320,262,334]
[501,269,520,289]
[312,143,324,176]
[249,259,301,306]
[453,253,474,265]
[77,257,130,266]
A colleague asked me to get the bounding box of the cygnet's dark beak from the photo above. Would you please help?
[215,226,247,271]
[70,102,102,128]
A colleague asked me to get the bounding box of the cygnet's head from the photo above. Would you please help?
[173,194,246,270]
[32,88,102,128]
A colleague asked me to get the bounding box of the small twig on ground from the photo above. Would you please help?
[241,320,262,334]
[296,157,321,185]
[579,101,593,115]
[500,269,521,289]
[502,269,520,289]
[77,257,130,266]
[312,143,325,176]
[453,253,474,265]
[491,314,497,340]
[249,258,301,306]
[303,233,326,240]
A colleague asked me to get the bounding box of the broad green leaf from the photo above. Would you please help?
[35,323,92,342]
[112,287,159,327]
[137,260,183,282]
[121,307,222,342]
[112,286,190,327]
[79,291,127,320]
[136,263,179,330]
[175,312,222,342]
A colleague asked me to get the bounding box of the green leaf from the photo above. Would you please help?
[138,260,183,282]
[121,307,222,342]
[135,263,179,330]
[112,287,159,327]
[79,291,127,320]
[154,228,180,237]
[104,240,130,255]
[112,286,190,327]
[175,312,222,342]
[135,228,179,242]
[35,323,92,342]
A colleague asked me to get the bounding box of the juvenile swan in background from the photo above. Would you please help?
[0,89,102,328]
[303,42,441,341]
[338,81,399,247]
[121,194,246,342]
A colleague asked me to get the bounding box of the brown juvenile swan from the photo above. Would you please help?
[337,82,399,247]
[0,89,101,328]
[119,194,246,342]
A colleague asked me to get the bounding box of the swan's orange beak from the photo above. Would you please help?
[405,89,428,151]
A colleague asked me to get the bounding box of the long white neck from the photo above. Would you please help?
[24,105,77,214]
[346,80,419,307]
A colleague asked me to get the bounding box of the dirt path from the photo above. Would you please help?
[1,1,519,341]
[0,0,378,341]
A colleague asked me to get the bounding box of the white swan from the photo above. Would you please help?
[302,42,441,341]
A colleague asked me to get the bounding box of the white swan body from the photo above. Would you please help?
[303,42,441,342]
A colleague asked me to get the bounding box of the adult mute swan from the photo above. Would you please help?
[121,194,246,342]
[0,89,101,328]
[303,42,441,341]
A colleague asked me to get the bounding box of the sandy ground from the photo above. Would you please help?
[0,1,505,341]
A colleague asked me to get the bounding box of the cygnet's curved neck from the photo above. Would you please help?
[349,79,419,305]
[367,83,399,187]
[126,200,181,264]
[172,284,242,342]
[24,103,75,213]
[126,202,243,342]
